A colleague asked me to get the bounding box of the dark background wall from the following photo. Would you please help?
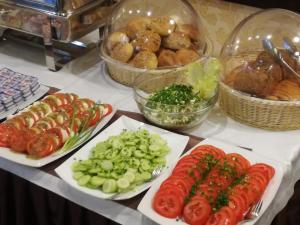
[225,0,300,12]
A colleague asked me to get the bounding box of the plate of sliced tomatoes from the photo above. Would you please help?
[0,92,115,167]
[138,138,284,225]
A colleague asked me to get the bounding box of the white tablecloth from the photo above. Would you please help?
[1,35,300,225]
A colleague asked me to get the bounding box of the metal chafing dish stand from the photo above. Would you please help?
[0,0,117,71]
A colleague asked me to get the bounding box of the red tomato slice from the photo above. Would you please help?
[158,184,187,200]
[183,197,212,225]
[153,191,184,218]
[205,206,236,225]
[88,108,101,126]
[27,135,56,158]
[197,184,218,202]
[247,172,268,190]
[191,145,225,160]
[176,155,199,166]
[46,128,64,148]
[10,129,31,153]
[232,184,257,206]
[103,104,113,116]
[9,116,27,129]
[172,166,201,180]
[0,124,16,146]
[248,163,275,181]
[226,153,250,174]
[228,195,247,221]
[161,177,192,195]
[59,104,74,117]
[53,93,70,105]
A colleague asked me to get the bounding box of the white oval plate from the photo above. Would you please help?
[55,115,190,200]
[0,100,116,167]
[137,138,284,225]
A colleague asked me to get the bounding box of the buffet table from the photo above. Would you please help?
[1,0,300,225]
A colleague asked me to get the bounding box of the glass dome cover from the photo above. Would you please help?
[100,0,210,71]
[220,9,300,101]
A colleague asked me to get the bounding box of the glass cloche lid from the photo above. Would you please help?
[99,0,210,70]
[220,9,300,101]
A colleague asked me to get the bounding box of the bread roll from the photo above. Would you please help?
[158,49,178,67]
[131,51,158,69]
[135,30,161,52]
[176,24,200,41]
[269,80,300,100]
[229,61,281,97]
[175,48,199,65]
[149,16,176,36]
[126,17,151,39]
[110,43,134,63]
[163,32,191,50]
[107,32,129,51]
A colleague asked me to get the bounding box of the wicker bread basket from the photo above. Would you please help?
[219,51,300,131]
[219,82,300,131]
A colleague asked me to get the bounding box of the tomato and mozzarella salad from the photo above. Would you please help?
[152,145,275,225]
[0,93,113,158]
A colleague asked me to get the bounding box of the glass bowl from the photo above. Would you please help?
[99,0,212,86]
[133,71,218,130]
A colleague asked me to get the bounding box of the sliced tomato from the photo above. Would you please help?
[0,140,8,147]
[0,124,17,147]
[9,129,34,153]
[8,116,27,129]
[27,135,56,158]
[228,195,247,221]
[153,191,184,218]
[205,169,232,190]
[102,104,113,116]
[158,184,187,200]
[172,166,201,180]
[197,184,218,202]
[248,164,275,181]
[191,145,225,160]
[206,206,236,225]
[232,184,257,206]
[42,98,57,111]
[59,104,74,117]
[161,177,192,195]
[183,197,212,225]
[247,172,268,190]
[88,108,101,126]
[29,105,45,119]
[226,153,250,173]
[46,128,64,148]
[53,93,70,105]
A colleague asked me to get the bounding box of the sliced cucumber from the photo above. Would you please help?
[134,150,145,158]
[78,175,91,186]
[73,172,84,180]
[90,176,106,187]
[124,171,135,183]
[117,178,130,189]
[102,179,117,193]
[141,172,151,181]
[101,160,113,171]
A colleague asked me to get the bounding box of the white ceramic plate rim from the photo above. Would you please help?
[137,138,284,225]
[55,115,190,200]
[0,103,116,167]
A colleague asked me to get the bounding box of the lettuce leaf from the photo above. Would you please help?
[185,58,222,100]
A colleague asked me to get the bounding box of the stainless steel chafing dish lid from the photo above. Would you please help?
[0,0,103,13]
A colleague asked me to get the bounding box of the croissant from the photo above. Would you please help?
[268,80,300,101]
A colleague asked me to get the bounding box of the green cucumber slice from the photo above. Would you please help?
[102,179,117,193]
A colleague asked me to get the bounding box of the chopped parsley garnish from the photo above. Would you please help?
[147,84,202,106]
